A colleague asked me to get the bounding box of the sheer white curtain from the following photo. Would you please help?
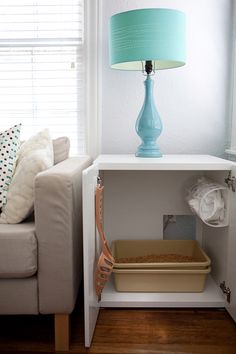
[0,0,85,155]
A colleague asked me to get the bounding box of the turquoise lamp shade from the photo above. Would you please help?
[109,8,186,157]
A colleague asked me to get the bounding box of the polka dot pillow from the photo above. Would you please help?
[0,124,21,212]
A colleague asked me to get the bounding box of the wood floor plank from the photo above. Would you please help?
[0,306,235,353]
[83,308,236,354]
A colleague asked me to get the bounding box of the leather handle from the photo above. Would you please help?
[95,185,113,256]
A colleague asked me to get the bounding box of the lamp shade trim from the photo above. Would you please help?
[109,8,186,70]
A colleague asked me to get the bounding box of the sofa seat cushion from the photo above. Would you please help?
[0,221,37,278]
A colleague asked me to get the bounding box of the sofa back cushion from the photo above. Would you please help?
[53,136,70,164]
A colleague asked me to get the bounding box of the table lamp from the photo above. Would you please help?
[109,8,186,157]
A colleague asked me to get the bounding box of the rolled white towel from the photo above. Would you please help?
[187,177,225,226]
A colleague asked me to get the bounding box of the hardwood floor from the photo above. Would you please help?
[0,304,235,354]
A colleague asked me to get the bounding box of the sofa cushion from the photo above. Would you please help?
[20,136,70,165]
[0,221,37,278]
[53,136,70,164]
[0,129,54,224]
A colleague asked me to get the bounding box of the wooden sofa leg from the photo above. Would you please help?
[54,314,70,351]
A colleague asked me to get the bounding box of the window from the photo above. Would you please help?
[0,0,85,155]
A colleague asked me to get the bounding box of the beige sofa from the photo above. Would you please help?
[0,149,91,351]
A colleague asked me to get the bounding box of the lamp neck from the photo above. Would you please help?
[145,60,153,75]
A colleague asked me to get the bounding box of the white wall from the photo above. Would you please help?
[99,0,233,156]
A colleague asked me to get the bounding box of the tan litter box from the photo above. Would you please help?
[112,240,211,269]
[112,239,211,292]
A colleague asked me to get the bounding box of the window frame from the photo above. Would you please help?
[226,0,236,158]
[84,0,100,158]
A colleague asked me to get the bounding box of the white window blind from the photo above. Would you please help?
[0,0,85,155]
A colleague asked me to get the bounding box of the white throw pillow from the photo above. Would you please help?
[0,129,53,224]
[0,124,21,211]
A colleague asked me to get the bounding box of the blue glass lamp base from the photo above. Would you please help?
[136,143,162,157]
[135,76,163,158]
